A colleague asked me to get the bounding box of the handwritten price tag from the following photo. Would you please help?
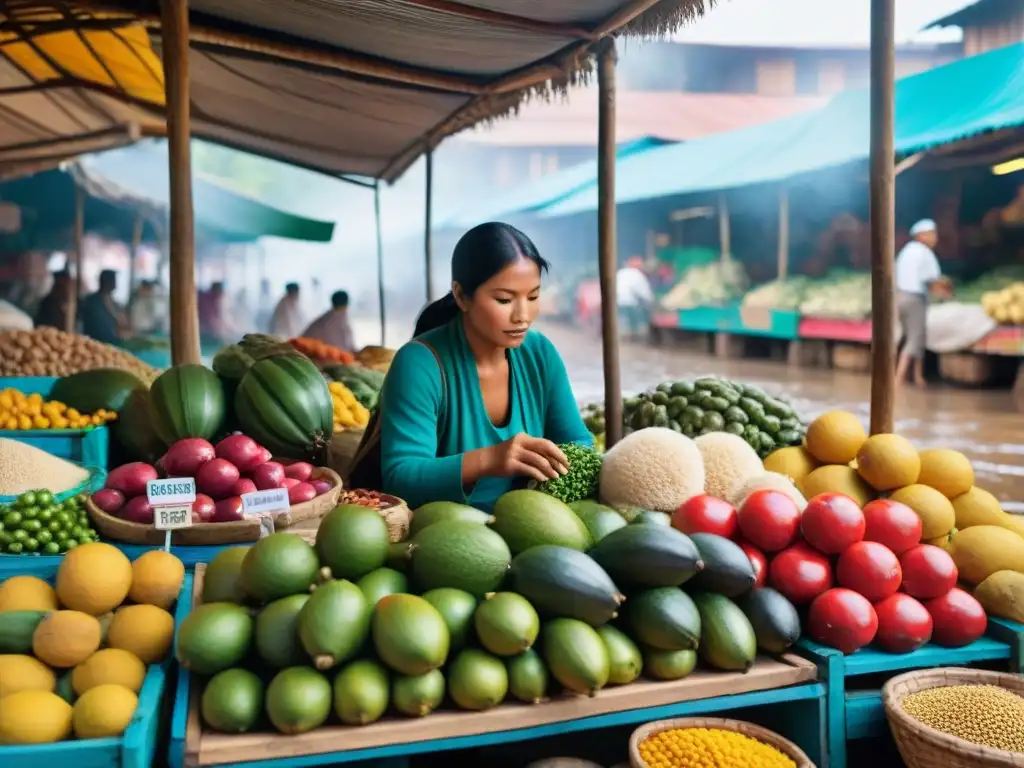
[154,504,193,530]
[146,478,196,506]
[241,489,289,517]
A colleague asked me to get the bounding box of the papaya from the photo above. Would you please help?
[974,570,1024,624]
[148,364,226,444]
[50,369,144,415]
[947,525,1024,586]
[951,487,1024,538]
[114,387,164,462]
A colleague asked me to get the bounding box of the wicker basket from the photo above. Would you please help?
[939,353,993,385]
[629,717,815,768]
[884,668,1024,768]
[379,496,411,542]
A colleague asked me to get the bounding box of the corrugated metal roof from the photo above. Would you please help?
[457,91,828,147]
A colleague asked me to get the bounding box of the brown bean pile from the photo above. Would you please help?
[339,489,388,509]
[902,684,1024,752]
[0,328,156,381]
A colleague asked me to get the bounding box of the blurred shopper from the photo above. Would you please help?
[616,255,654,341]
[79,269,128,344]
[199,282,237,346]
[34,270,74,330]
[255,279,274,332]
[128,280,160,334]
[270,283,306,339]
[303,290,356,352]
[895,219,945,388]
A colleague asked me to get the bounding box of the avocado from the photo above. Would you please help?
[541,618,610,697]
[506,648,548,704]
[490,490,591,554]
[332,659,389,725]
[0,610,49,653]
[631,511,672,526]
[357,567,409,606]
[386,541,415,572]
[596,625,642,685]
[409,501,492,537]
[687,533,757,598]
[265,666,332,735]
[255,594,309,668]
[447,648,508,711]
[624,588,701,652]
[241,533,320,604]
[55,671,75,704]
[315,504,390,581]
[176,602,254,675]
[201,668,264,733]
[372,594,450,675]
[474,592,540,657]
[421,588,477,651]
[588,525,703,588]
[737,587,801,654]
[297,579,370,670]
[410,520,511,597]
[642,648,698,681]
[692,592,757,672]
[202,547,250,604]
[569,500,627,544]
[508,545,623,627]
[392,669,445,717]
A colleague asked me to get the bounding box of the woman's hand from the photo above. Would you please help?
[490,434,569,483]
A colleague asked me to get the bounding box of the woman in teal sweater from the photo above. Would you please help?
[380,222,593,511]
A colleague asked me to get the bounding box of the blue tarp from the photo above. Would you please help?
[543,42,1024,218]
[441,137,673,229]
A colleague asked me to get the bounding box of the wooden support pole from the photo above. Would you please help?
[869,0,897,435]
[161,0,200,365]
[777,187,790,280]
[126,211,142,331]
[67,184,85,333]
[425,149,435,303]
[718,193,731,258]
[374,182,386,347]
[597,39,622,449]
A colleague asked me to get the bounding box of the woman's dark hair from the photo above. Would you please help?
[414,222,549,336]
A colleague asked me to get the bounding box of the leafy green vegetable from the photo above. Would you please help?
[535,442,603,504]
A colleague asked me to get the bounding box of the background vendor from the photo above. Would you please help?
[379,221,593,511]
[895,219,947,388]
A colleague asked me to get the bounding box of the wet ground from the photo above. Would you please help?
[353,314,1024,512]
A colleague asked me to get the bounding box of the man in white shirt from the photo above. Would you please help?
[270,283,307,339]
[616,256,654,341]
[895,219,941,388]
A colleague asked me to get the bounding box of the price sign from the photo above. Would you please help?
[154,504,193,530]
[146,478,196,506]
[241,489,290,517]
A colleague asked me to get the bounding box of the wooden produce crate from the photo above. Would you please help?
[831,343,872,373]
[795,618,1024,768]
[938,352,994,385]
[170,566,822,768]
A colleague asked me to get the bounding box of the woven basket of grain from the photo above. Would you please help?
[629,718,814,768]
[884,668,1024,768]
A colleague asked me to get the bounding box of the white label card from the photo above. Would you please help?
[241,489,290,516]
[147,478,197,506]
[154,504,193,530]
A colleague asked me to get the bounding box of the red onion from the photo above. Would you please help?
[192,493,216,523]
[250,461,286,491]
[213,496,245,523]
[232,478,257,496]
[288,482,317,505]
[311,479,333,497]
[91,488,126,514]
[121,495,155,524]
[215,435,264,474]
[284,462,314,482]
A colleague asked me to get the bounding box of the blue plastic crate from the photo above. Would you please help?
[0,570,190,768]
[0,376,110,468]
[796,621,1023,768]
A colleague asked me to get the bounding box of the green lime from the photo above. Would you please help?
[36,530,52,545]
[42,542,60,555]
[6,542,22,554]
[76,493,88,504]
[11,529,28,543]
[36,491,54,507]
[24,538,39,553]
[48,520,62,534]
[16,492,36,508]
[22,519,41,534]
[57,511,72,525]
[61,539,78,553]
[38,509,53,523]
[3,511,22,527]
[75,536,92,546]
[54,530,68,544]
[0,521,4,534]
[0,533,10,546]
[66,497,81,510]
[20,506,39,520]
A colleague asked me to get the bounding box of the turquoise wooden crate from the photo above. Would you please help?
[0,376,110,468]
[796,621,1022,768]
[0,570,189,768]
[672,305,801,340]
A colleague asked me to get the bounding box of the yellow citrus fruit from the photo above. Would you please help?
[918,449,975,499]
[890,484,955,540]
[805,411,867,465]
[798,464,874,507]
[762,446,820,484]
[856,433,921,491]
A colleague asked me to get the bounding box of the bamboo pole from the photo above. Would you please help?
[718,193,731,257]
[374,182,386,347]
[777,187,790,280]
[597,39,622,449]
[869,0,897,435]
[161,0,200,365]
[126,211,142,331]
[425,149,435,303]
[67,184,85,333]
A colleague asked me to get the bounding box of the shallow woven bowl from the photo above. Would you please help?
[884,667,1024,768]
[629,717,815,768]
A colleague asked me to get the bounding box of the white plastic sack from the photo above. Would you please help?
[925,302,996,353]
[0,299,32,331]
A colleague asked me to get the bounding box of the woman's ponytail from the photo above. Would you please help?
[414,292,459,337]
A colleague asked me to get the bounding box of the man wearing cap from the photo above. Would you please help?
[894,219,941,387]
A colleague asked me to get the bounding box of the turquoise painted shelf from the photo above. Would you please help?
[796,619,1023,768]
[0,570,190,767]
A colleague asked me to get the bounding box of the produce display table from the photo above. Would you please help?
[796,619,1024,768]
[0,570,192,768]
[169,566,824,768]
[652,306,801,340]
[0,376,110,468]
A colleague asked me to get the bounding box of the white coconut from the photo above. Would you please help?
[694,432,765,501]
[727,471,808,511]
[598,427,705,513]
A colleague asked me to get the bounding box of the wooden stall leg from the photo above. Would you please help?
[1014,360,1024,412]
